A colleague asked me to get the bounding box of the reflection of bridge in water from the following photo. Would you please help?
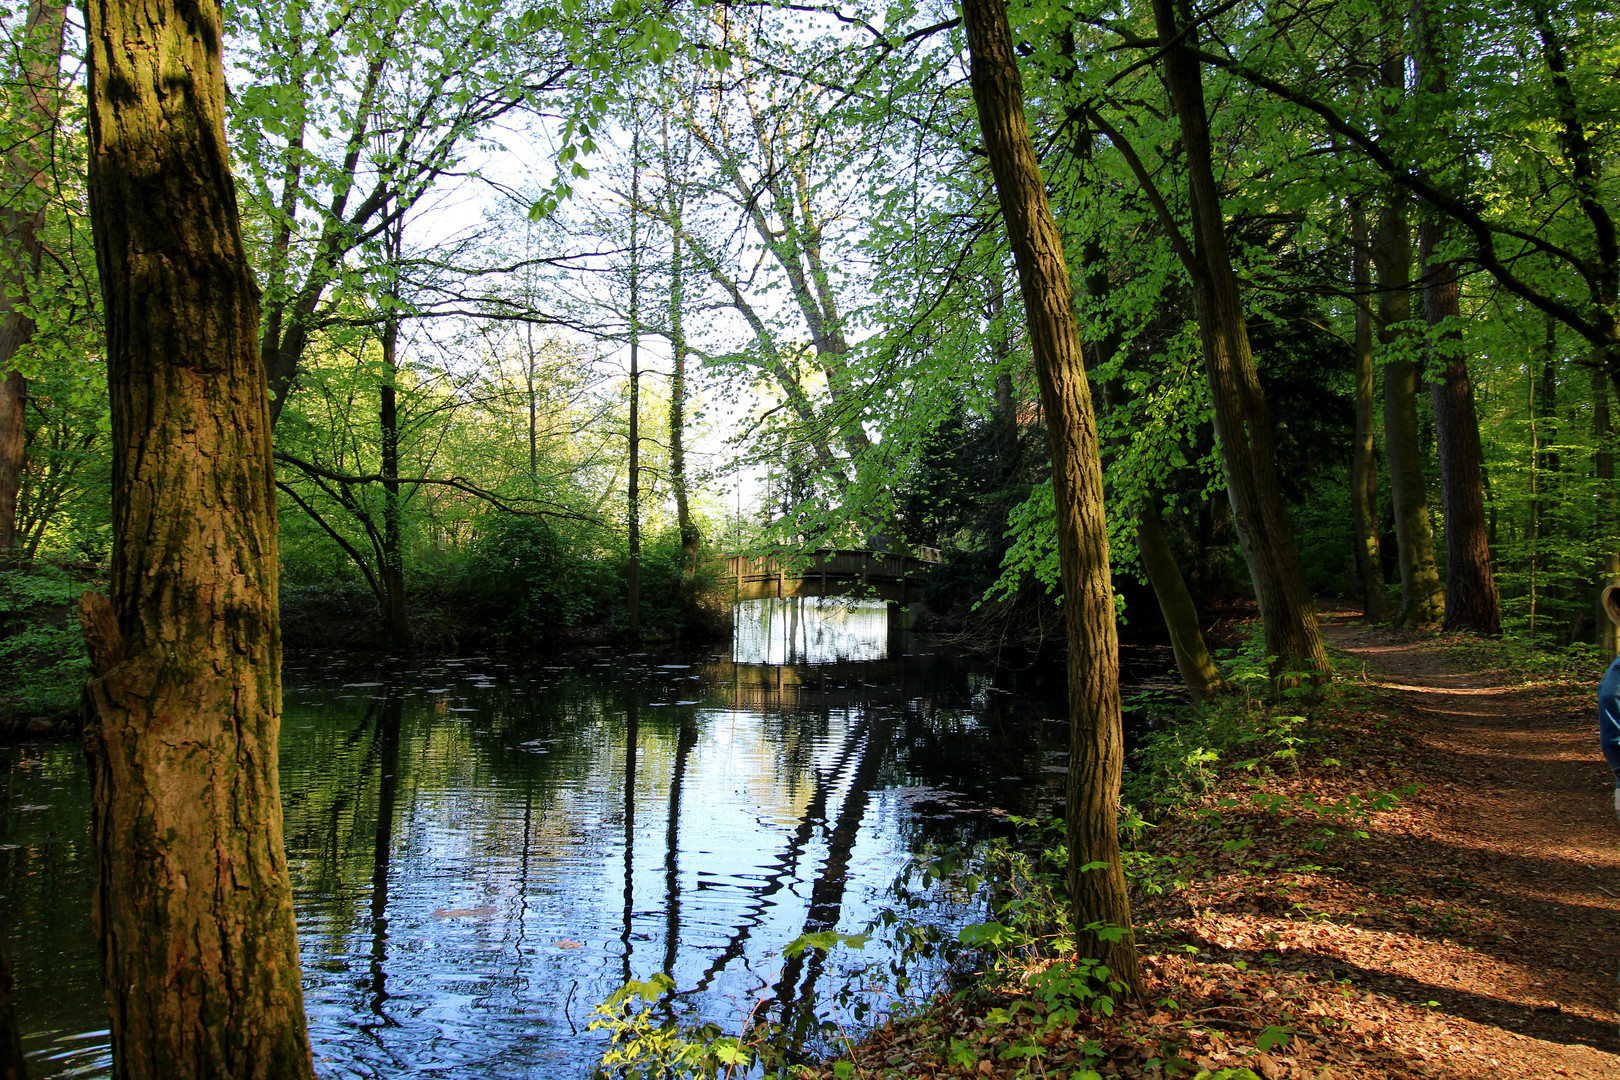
[699,658,916,713]
[724,548,939,604]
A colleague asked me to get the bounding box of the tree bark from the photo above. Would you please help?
[1412,0,1500,635]
[626,133,642,642]
[1350,202,1386,622]
[1421,250,1499,632]
[962,0,1142,998]
[1418,221,1499,634]
[1594,362,1618,657]
[1136,499,1228,702]
[664,120,698,568]
[80,0,316,1073]
[1365,18,1444,628]
[0,0,66,555]
[1150,0,1330,684]
[1371,193,1444,626]
[379,307,409,650]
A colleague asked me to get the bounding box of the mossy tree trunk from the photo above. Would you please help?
[961,0,1143,998]
[79,0,316,1074]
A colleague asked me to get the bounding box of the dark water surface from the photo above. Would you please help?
[2,599,1073,1078]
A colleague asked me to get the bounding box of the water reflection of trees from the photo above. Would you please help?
[272,650,1066,1073]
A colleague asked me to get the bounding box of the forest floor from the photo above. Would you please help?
[812,608,1620,1079]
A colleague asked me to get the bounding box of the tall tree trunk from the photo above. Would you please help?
[664,120,697,568]
[1412,0,1499,635]
[0,0,66,556]
[1136,499,1228,701]
[1418,222,1499,633]
[79,0,316,1073]
[525,326,538,479]
[1528,362,1541,636]
[379,307,408,650]
[961,0,1142,998]
[1372,194,1444,626]
[626,133,642,642]
[1151,0,1330,684]
[1369,19,1445,628]
[669,229,695,563]
[1350,201,1386,621]
[1595,362,1618,657]
[1534,319,1560,631]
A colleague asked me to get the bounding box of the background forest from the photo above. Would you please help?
[1,0,1616,720]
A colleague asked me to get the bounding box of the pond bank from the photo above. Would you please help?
[803,609,1620,1079]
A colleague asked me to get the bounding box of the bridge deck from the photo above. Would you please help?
[723,548,937,604]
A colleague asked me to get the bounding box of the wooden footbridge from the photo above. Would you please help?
[724,548,940,605]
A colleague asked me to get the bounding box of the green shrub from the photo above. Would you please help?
[0,562,95,717]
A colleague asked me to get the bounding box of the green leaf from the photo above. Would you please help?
[958,921,1023,947]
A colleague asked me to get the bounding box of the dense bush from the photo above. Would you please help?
[467,516,727,646]
[0,561,96,723]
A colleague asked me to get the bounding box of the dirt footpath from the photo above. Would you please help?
[1304,611,1620,1077]
[817,613,1620,1080]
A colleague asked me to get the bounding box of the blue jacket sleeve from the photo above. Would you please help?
[1601,656,1620,786]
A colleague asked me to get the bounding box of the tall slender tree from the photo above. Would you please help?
[1101,0,1331,681]
[0,0,66,555]
[626,129,643,641]
[1350,201,1386,621]
[962,0,1143,997]
[377,210,409,649]
[662,113,699,568]
[1412,0,1500,634]
[78,0,315,1073]
[1373,187,1445,626]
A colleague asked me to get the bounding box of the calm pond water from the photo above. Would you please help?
[1,598,1074,1079]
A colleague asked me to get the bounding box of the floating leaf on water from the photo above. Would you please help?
[554,939,584,949]
[432,906,497,919]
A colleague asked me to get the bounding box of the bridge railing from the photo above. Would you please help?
[723,549,934,581]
